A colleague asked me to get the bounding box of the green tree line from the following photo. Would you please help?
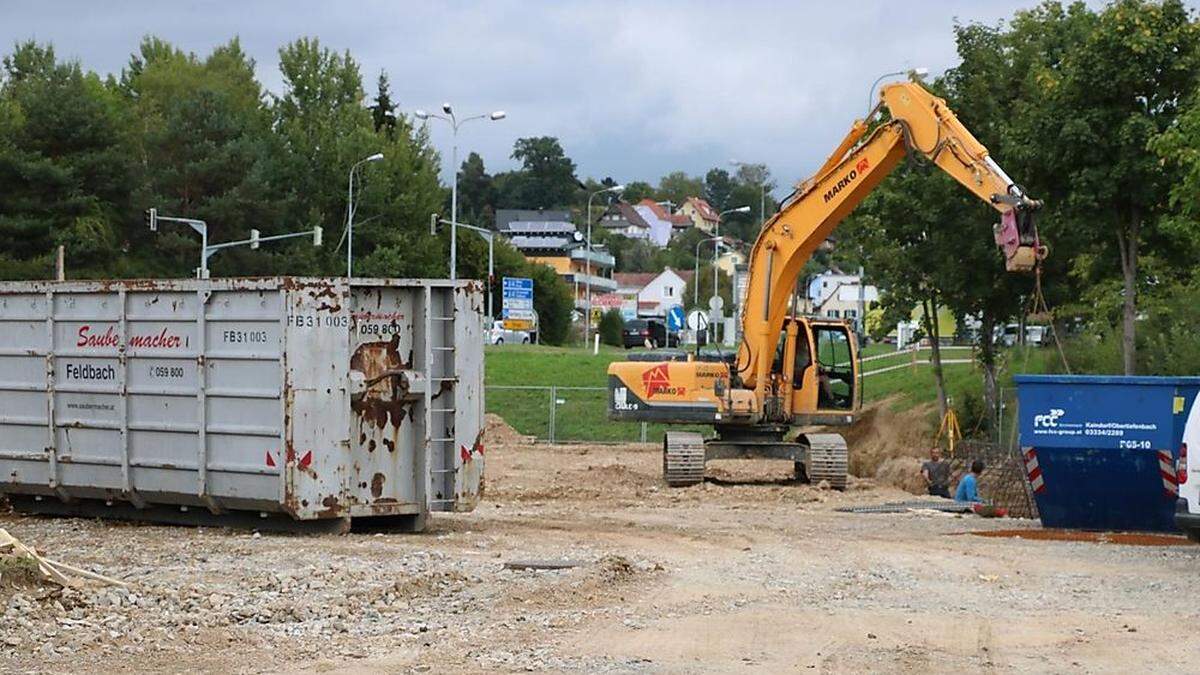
[834,0,1200,421]
[0,37,584,343]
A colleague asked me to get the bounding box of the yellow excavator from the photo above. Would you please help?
[607,79,1045,488]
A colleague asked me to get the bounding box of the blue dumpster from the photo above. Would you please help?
[1014,375,1200,532]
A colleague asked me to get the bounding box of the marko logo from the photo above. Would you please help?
[642,363,685,397]
[822,158,870,203]
[64,362,116,381]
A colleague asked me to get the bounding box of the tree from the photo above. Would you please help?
[1011,0,1200,374]
[456,152,495,228]
[598,308,624,346]
[0,42,132,279]
[620,181,656,203]
[703,168,735,213]
[121,37,281,277]
[370,71,397,136]
[657,171,704,208]
[500,136,578,209]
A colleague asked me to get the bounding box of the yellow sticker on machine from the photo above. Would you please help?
[1175,396,1185,414]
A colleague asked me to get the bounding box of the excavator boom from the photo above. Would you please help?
[735,80,1043,394]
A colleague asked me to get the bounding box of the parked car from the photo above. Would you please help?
[622,318,678,349]
[1175,394,1200,542]
[489,320,531,345]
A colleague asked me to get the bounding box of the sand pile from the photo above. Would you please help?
[484,413,534,447]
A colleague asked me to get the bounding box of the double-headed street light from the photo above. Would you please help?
[585,184,624,343]
[415,105,506,281]
[346,152,384,278]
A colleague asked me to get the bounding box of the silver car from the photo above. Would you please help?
[489,320,531,345]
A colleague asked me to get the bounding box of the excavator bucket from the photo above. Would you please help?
[993,208,1043,272]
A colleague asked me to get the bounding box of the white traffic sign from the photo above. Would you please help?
[687,310,709,332]
[708,295,724,312]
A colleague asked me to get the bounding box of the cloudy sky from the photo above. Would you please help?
[6,1,1057,195]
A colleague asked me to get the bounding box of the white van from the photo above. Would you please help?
[1175,395,1200,541]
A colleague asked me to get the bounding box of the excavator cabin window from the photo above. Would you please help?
[814,325,854,410]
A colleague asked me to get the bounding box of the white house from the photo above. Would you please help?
[614,268,694,318]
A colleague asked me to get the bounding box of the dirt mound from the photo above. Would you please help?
[485,413,533,447]
[835,398,937,479]
[874,456,927,494]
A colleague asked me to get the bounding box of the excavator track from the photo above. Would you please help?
[663,431,706,487]
[804,433,849,490]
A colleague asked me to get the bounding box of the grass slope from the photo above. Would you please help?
[484,343,1057,442]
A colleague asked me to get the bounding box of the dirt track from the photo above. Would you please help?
[3,428,1200,673]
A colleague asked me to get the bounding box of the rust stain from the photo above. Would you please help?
[370,472,386,499]
[349,332,415,431]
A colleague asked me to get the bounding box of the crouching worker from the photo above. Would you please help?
[955,459,984,503]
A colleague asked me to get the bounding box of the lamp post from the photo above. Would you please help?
[694,235,724,309]
[866,67,929,113]
[729,159,768,229]
[714,206,751,307]
[585,184,625,343]
[415,105,506,281]
[432,216,495,319]
[346,152,384,278]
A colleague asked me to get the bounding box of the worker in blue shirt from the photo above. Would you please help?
[955,460,984,502]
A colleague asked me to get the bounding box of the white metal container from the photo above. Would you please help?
[0,277,486,532]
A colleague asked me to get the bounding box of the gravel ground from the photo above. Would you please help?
[3,435,1200,673]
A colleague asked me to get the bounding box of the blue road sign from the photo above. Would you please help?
[503,277,534,300]
[666,305,685,331]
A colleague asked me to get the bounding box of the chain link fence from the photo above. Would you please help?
[487,385,698,444]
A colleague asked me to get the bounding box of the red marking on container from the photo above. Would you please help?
[265,451,276,468]
[1023,447,1045,494]
[1158,449,1178,497]
[299,450,312,469]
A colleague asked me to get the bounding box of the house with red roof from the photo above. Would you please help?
[679,197,721,234]
[614,267,694,318]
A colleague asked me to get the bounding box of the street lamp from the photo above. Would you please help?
[694,235,725,309]
[415,105,506,281]
[714,206,752,307]
[585,184,624,343]
[730,159,768,229]
[346,152,384,278]
[867,67,929,113]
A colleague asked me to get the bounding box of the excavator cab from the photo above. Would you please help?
[770,317,859,423]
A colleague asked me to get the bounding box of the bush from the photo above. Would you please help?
[599,308,624,346]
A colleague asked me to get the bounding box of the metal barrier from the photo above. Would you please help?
[860,345,974,378]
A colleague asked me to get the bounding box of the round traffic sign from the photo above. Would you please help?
[708,295,724,312]
[687,310,709,331]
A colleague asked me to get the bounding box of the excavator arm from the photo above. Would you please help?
[735,81,1043,395]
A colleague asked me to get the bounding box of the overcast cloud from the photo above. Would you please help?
[4,1,1071,195]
